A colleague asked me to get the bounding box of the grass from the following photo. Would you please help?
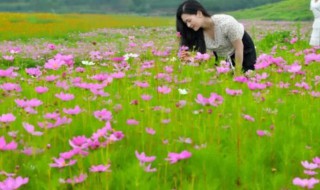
[0,13,319,190]
[228,0,313,21]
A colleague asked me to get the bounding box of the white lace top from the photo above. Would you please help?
[204,14,244,57]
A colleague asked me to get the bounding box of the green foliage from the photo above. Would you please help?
[228,0,313,21]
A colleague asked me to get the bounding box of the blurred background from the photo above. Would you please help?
[0,0,286,15]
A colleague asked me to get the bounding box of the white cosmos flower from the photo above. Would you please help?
[124,53,139,60]
[178,88,188,95]
[170,57,177,62]
[82,60,95,65]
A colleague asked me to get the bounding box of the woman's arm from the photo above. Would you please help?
[231,39,244,76]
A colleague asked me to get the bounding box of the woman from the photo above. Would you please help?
[176,0,256,75]
[310,0,320,46]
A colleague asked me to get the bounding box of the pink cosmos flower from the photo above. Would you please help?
[234,76,249,83]
[278,81,290,88]
[226,88,243,96]
[135,150,156,164]
[0,68,16,78]
[15,98,42,108]
[63,105,82,115]
[194,52,210,61]
[287,63,302,73]
[0,176,29,189]
[127,119,139,126]
[111,71,125,79]
[93,109,112,121]
[145,127,156,135]
[90,164,111,173]
[55,92,75,101]
[135,81,149,88]
[247,81,267,90]
[144,164,157,172]
[313,157,320,165]
[49,157,77,168]
[0,113,16,123]
[69,136,89,149]
[0,83,21,92]
[35,86,48,94]
[108,131,125,142]
[47,43,56,50]
[243,114,255,122]
[22,122,43,136]
[3,55,14,61]
[25,67,42,77]
[301,161,318,170]
[44,58,64,70]
[59,173,87,184]
[44,112,60,120]
[195,93,223,107]
[304,170,318,176]
[166,150,192,164]
[0,136,18,151]
[310,91,320,97]
[45,75,59,82]
[157,86,171,94]
[141,94,152,101]
[292,177,319,189]
[176,100,187,108]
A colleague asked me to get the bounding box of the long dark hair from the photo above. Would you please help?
[176,0,211,53]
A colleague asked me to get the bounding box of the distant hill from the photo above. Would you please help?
[227,0,312,21]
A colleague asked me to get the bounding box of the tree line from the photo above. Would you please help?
[0,0,282,15]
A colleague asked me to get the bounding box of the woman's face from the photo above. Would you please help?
[181,11,203,31]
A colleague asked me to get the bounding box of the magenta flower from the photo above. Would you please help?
[195,93,223,107]
[141,94,152,101]
[111,71,125,79]
[55,92,74,101]
[44,58,64,70]
[0,176,29,190]
[135,150,156,164]
[226,88,243,96]
[0,83,21,92]
[89,164,111,173]
[166,150,192,164]
[194,52,210,61]
[157,86,171,94]
[0,136,18,151]
[23,122,43,136]
[293,177,319,189]
[25,67,42,77]
[3,55,14,61]
[15,98,42,108]
[0,68,16,78]
[45,75,59,82]
[47,43,56,50]
[135,81,149,88]
[69,136,89,149]
[301,161,318,170]
[144,164,157,173]
[247,81,267,90]
[243,114,255,122]
[145,127,156,135]
[176,100,187,108]
[35,86,48,94]
[49,157,77,168]
[93,109,112,121]
[63,105,82,115]
[0,113,16,124]
[108,131,125,142]
[59,173,87,184]
[127,119,139,126]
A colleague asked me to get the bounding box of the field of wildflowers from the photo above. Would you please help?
[0,14,319,190]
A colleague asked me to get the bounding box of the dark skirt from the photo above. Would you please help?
[213,31,256,72]
[230,31,257,72]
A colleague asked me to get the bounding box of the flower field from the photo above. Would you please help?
[0,14,319,190]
